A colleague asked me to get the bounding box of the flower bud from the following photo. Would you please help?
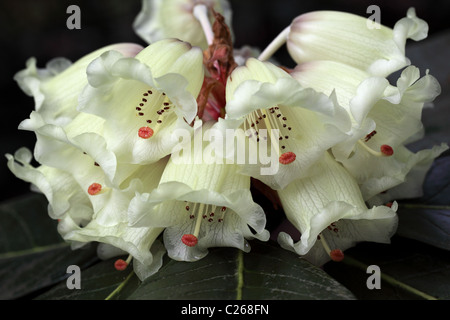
[287,8,428,77]
[133,0,232,49]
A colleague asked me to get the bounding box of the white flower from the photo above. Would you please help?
[287,8,428,77]
[291,60,448,202]
[277,152,398,266]
[133,0,232,49]
[6,147,169,280]
[129,121,269,262]
[14,43,143,126]
[77,39,204,165]
[217,57,351,190]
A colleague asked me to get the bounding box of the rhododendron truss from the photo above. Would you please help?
[6,0,447,282]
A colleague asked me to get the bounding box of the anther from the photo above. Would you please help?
[88,183,102,195]
[364,130,377,142]
[279,152,296,165]
[138,126,154,139]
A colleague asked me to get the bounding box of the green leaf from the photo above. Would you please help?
[324,236,450,300]
[0,193,98,299]
[34,255,140,300]
[0,193,61,254]
[397,156,450,250]
[129,241,355,300]
[34,241,356,300]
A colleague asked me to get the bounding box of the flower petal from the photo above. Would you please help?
[78,39,204,164]
[14,43,143,126]
[277,152,398,265]
[133,0,233,49]
[287,8,428,76]
[129,124,269,261]
[222,58,350,189]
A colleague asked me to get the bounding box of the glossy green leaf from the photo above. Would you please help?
[34,255,140,300]
[324,236,450,300]
[34,241,356,300]
[129,241,355,300]
[397,156,450,250]
[0,193,98,299]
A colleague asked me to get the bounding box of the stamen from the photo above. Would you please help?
[364,130,377,142]
[87,183,102,195]
[279,151,296,165]
[245,107,293,159]
[182,203,205,247]
[181,203,228,246]
[138,126,154,139]
[133,89,176,140]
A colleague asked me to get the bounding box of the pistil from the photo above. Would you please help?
[181,202,228,247]
[318,233,344,262]
[114,254,133,271]
[193,4,214,45]
[357,140,394,157]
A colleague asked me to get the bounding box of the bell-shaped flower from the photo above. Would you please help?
[6,146,169,280]
[216,57,351,190]
[133,0,232,49]
[292,60,448,203]
[78,38,204,165]
[129,121,270,262]
[277,152,398,266]
[14,43,143,126]
[286,8,428,77]
[6,147,93,239]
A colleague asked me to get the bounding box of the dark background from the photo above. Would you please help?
[1,0,449,202]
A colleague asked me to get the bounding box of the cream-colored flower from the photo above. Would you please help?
[129,121,269,262]
[14,43,143,126]
[287,8,428,77]
[6,147,169,280]
[134,0,232,49]
[292,60,448,202]
[277,152,398,266]
[216,57,351,190]
[77,39,204,165]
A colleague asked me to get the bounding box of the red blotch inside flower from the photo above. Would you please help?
[330,249,345,262]
[279,152,296,165]
[114,259,128,271]
[88,183,102,195]
[181,234,198,247]
[380,144,394,156]
[138,126,154,139]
